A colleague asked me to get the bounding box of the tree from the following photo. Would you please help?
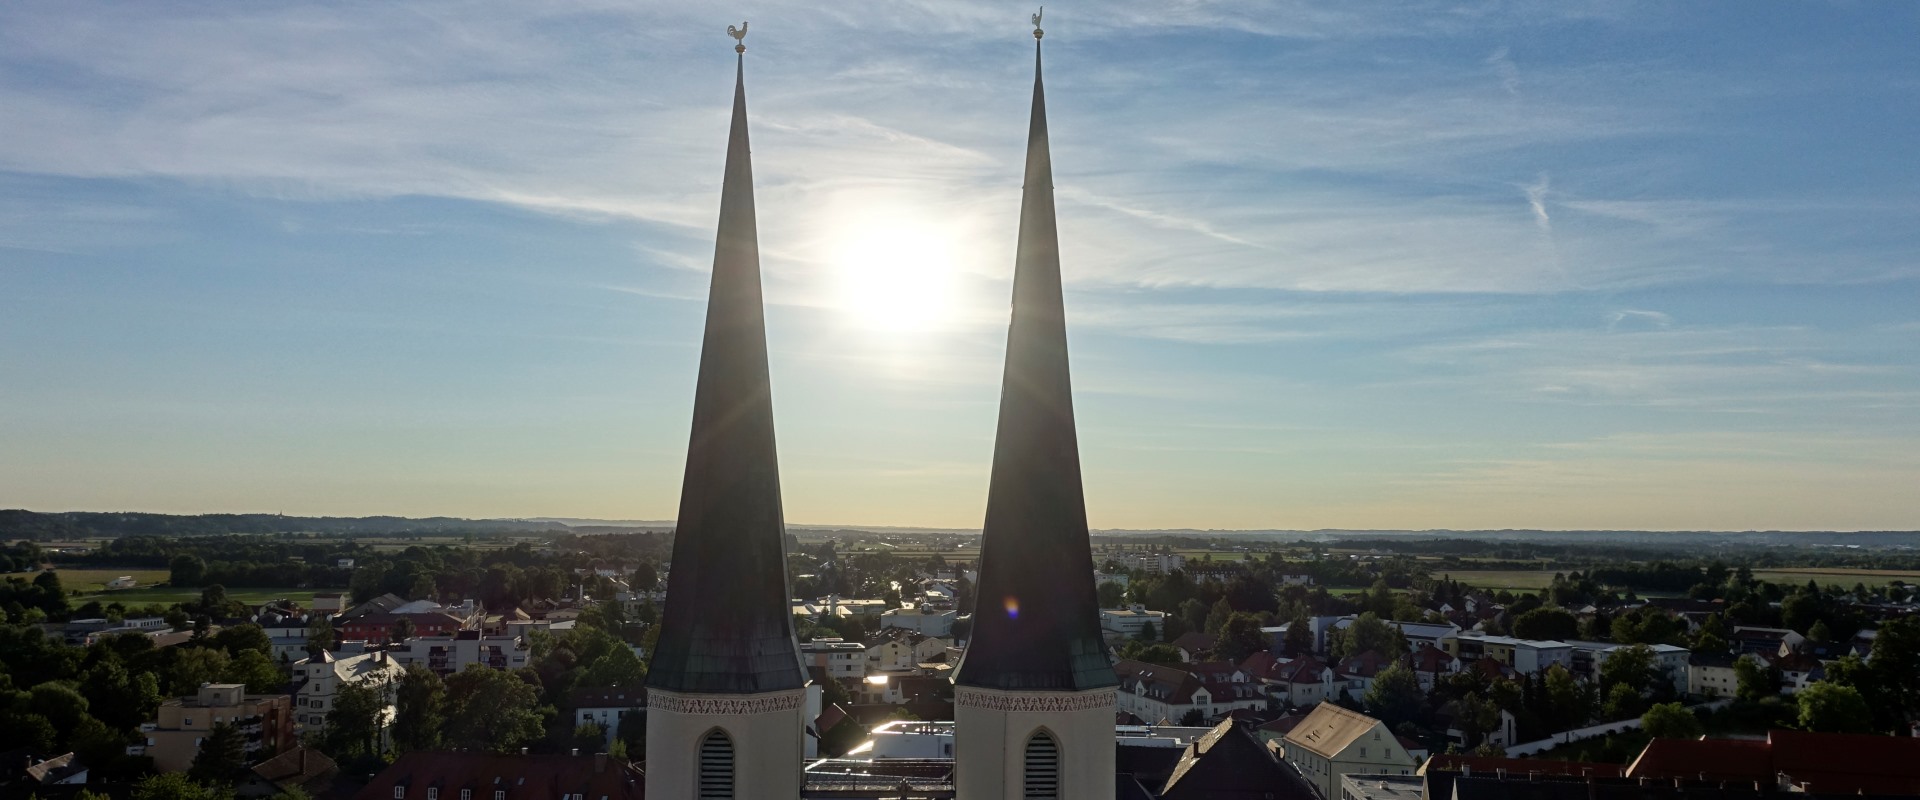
[1797,682,1873,734]
[224,650,285,694]
[325,678,388,760]
[1512,608,1579,641]
[170,555,208,587]
[1598,644,1657,696]
[1363,664,1423,728]
[170,647,233,695]
[1640,702,1703,740]
[1602,682,1644,722]
[132,773,233,800]
[1135,621,1158,643]
[615,708,646,760]
[1212,614,1269,662]
[1543,665,1589,730]
[188,723,246,784]
[1203,598,1234,635]
[1097,582,1125,608]
[1179,709,1205,726]
[1283,613,1314,657]
[28,682,90,745]
[212,623,272,657]
[391,617,417,643]
[199,584,228,614]
[1735,656,1780,702]
[444,666,546,753]
[1132,644,1185,667]
[393,665,446,753]
[306,619,335,657]
[1807,619,1833,644]
[1338,613,1408,660]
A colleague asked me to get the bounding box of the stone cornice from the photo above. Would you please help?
[647,689,803,715]
[954,687,1117,713]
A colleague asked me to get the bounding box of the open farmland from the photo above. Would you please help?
[1438,566,1920,593]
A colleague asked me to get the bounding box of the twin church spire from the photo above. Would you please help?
[647,16,1113,799]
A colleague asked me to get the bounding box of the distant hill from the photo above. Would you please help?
[3,509,1914,548]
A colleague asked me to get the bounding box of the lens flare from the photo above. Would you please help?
[1003,597,1020,619]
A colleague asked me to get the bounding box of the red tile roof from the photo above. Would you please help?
[354,752,642,800]
[1629,730,1920,794]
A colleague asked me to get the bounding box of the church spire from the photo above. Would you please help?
[646,33,805,697]
[955,14,1117,694]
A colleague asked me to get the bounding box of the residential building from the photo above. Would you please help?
[801,638,868,681]
[1405,647,1459,691]
[1099,605,1167,641]
[878,605,956,637]
[1,752,87,791]
[1340,774,1422,800]
[1279,704,1421,800]
[387,630,530,675]
[237,747,336,799]
[863,627,952,670]
[354,752,643,800]
[1568,641,1691,691]
[1765,650,1827,693]
[570,687,646,748]
[1687,651,1742,698]
[1445,633,1574,674]
[1331,617,1457,651]
[335,599,479,643]
[1171,631,1218,662]
[1157,720,1314,800]
[1336,650,1396,697]
[1113,659,1267,725]
[1274,655,1336,708]
[1731,625,1805,655]
[138,684,296,773]
[293,650,405,735]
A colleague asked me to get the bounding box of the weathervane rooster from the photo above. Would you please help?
[728,21,747,53]
[1032,7,1043,39]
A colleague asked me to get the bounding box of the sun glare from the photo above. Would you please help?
[831,215,961,333]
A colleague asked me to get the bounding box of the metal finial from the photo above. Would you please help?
[1032,7,1043,40]
[728,21,748,54]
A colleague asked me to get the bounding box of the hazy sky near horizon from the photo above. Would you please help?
[3,2,1918,531]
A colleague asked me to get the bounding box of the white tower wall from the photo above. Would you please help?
[644,687,806,800]
[953,686,1116,800]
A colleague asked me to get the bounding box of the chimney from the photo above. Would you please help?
[299,748,307,774]
[571,748,579,756]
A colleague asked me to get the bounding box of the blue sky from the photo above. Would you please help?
[3,2,1917,530]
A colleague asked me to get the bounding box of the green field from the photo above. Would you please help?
[72,586,318,606]
[32,568,315,607]
[1439,566,1920,593]
[47,568,170,593]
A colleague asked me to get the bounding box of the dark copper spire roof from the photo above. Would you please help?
[646,49,806,696]
[954,34,1118,693]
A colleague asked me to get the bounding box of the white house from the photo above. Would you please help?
[1279,704,1420,800]
[571,686,646,748]
[292,650,405,738]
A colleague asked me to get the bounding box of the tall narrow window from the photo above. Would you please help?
[698,729,735,799]
[1023,730,1060,799]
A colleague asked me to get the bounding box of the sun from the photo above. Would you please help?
[830,215,961,333]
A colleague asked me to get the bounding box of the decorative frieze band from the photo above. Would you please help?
[648,690,803,715]
[955,688,1117,713]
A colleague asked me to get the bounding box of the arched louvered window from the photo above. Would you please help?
[697,728,735,799]
[1023,729,1060,799]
